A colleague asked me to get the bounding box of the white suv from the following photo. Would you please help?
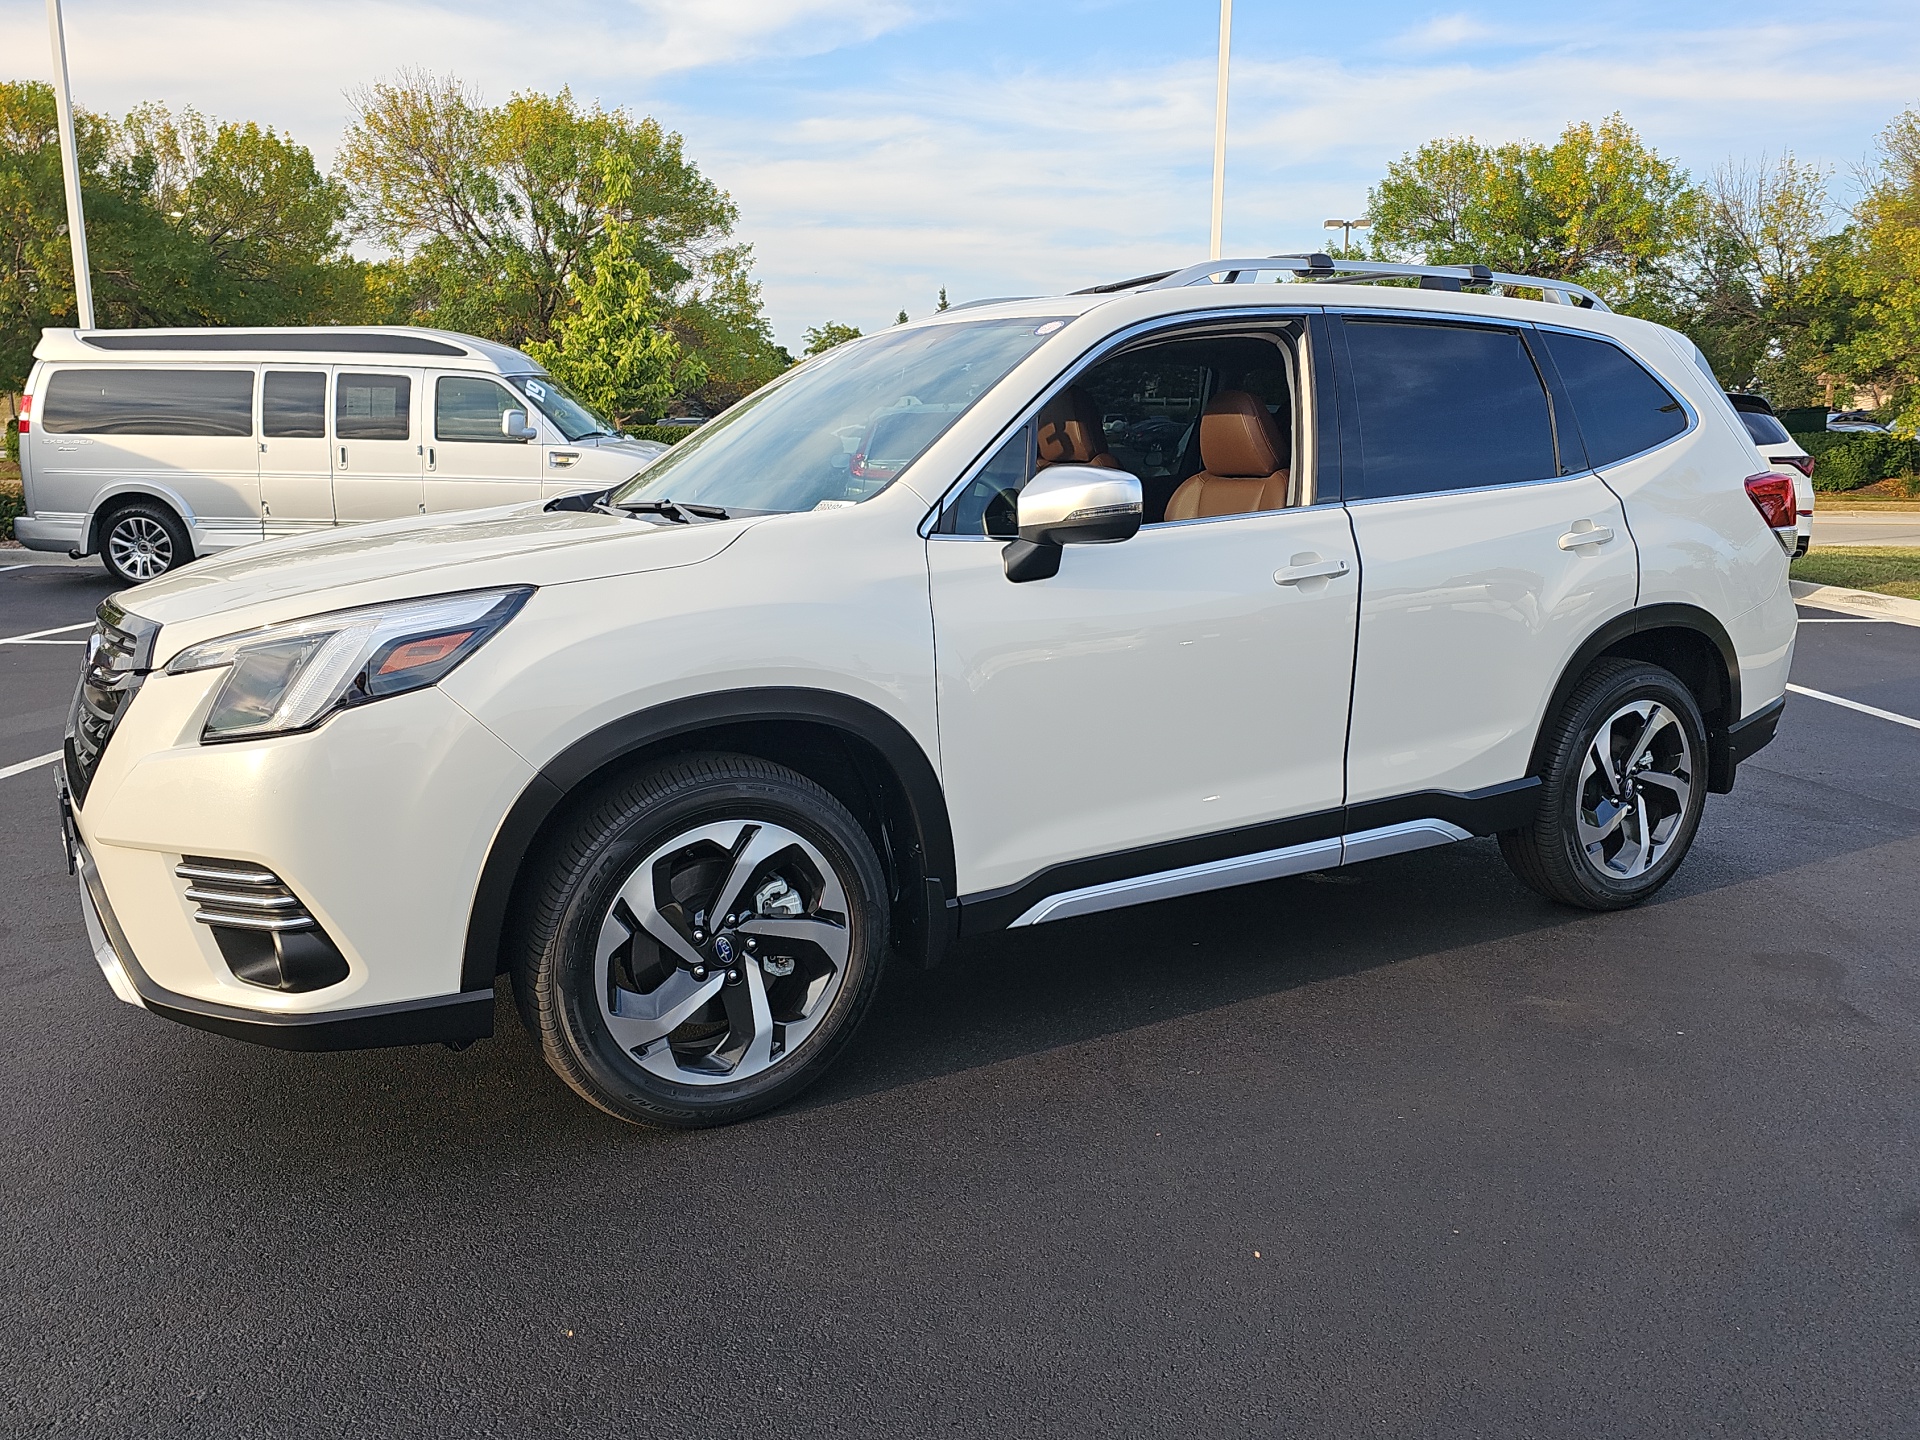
[58,256,1799,1127]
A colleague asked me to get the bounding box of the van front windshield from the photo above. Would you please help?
[505,374,617,441]
[609,318,1066,515]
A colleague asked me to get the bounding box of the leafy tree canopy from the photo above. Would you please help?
[802,322,862,355]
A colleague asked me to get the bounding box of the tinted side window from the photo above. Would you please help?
[336,373,411,440]
[263,371,326,438]
[937,423,1032,536]
[41,368,254,437]
[1539,330,1687,466]
[1735,410,1791,447]
[437,376,522,442]
[1344,320,1557,498]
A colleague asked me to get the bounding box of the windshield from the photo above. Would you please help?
[506,374,617,442]
[610,317,1067,514]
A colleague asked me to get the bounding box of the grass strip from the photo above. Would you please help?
[1791,546,1920,600]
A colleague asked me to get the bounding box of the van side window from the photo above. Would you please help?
[263,372,326,438]
[1343,320,1558,499]
[1537,330,1687,467]
[40,368,253,437]
[336,374,411,441]
[437,377,525,443]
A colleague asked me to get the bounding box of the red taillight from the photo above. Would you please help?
[15,393,27,434]
[1770,453,1814,479]
[1744,472,1797,530]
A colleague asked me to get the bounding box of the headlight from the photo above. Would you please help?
[166,587,532,742]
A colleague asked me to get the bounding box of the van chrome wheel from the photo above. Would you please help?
[106,513,176,581]
[1576,700,1695,879]
[594,818,852,1086]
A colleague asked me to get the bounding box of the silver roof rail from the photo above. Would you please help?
[1137,254,1610,312]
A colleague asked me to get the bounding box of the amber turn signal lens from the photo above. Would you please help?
[376,629,475,676]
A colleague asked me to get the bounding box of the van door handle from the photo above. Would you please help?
[549,450,580,468]
[338,446,348,469]
[1558,521,1615,550]
[1274,557,1350,585]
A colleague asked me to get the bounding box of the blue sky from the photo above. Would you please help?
[6,0,1918,349]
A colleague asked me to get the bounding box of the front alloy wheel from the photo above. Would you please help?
[514,754,888,1127]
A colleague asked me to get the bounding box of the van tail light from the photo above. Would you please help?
[15,393,27,434]
[1770,453,1814,479]
[1745,471,1798,553]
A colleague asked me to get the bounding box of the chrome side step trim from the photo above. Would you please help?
[1007,817,1474,928]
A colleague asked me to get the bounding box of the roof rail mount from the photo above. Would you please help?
[1108,256,1607,311]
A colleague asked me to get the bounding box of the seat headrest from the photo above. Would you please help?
[1037,385,1110,466]
[1199,391,1286,478]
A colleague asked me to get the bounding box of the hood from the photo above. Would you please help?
[594,435,670,463]
[119,502,751,639]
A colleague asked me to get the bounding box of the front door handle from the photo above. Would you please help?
[338,446,348,469]
[1274,557,1350,585]
[1558,521,1615,550]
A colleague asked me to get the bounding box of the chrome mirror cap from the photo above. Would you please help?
[1015,465,1143,547]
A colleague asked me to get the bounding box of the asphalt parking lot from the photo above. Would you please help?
[3,557,1918,1438]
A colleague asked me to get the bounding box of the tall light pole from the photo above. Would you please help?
[46,0,94,329]
[1323,217,1369,256]
[1208,0,1232,261]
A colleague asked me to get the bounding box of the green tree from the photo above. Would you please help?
[936,286,949,311]
[1367,115,1697,305]
[803,322,861,354]
[895,309,908,325]
[340,70,785,412]
[525,158,702,427]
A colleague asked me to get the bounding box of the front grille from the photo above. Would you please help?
[65,599,160,807]
[176,857,317,932]
[176,856,349,992]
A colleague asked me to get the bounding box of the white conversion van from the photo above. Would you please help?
[14,327,669,583]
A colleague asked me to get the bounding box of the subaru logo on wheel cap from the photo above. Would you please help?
[710,935,735,964]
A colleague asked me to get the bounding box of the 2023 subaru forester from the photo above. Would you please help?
[59,256,1798,1127]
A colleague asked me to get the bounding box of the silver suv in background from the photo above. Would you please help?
[15,327,667,584]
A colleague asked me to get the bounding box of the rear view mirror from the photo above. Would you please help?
[501,408,538,442]
[1004,464,1142,582]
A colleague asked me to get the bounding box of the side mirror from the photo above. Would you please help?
[501,408,538,442]
[1004,465,1142,582]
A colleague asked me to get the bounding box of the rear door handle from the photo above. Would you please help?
[338,446,347,469]
[1558,522,1615,550]
[1274,557,1350,585]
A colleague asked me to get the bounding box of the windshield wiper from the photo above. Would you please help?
[616,498,730,523]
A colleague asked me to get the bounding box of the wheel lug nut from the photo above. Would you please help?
[691,930,706,944]
[692,966,707,980]
[743,937,758,951]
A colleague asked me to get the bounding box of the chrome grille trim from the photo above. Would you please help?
[176,857,317,934]
[65,600,160,807]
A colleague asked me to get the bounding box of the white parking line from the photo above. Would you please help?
[0,621,92,644]
[0,749,61,782]
[1787,684,1920,732]
[0,563,35,576]
[1796,618,1895,624]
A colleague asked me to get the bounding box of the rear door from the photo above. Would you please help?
[1335,314,1638,809]
[258,368,335,535]
[425,373,541,513]
[332,369,424,522]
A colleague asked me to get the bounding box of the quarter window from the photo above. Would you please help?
[336,373,411,441]
[437,376,526,443]
[262,372,327,439]
[1537,330,1687,467]
[40,368,254,437]
[1343,320,1558,499]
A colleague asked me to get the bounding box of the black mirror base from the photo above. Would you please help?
[1002,539,1062,583]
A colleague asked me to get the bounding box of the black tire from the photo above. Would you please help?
[512,752,889,1128]
[98,499,191,584]
[1499,659,1710,911]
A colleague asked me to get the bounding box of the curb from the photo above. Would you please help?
[1791,580,1920,627]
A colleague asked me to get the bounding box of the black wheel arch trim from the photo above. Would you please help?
[1534,603,1744,792]
[461,688,956,990]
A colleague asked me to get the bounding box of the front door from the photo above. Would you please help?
[332,369,424,522]
[258,368,335,535]
[425,373,542,513]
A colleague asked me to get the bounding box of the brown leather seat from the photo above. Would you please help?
[1163,391,1290,521]
[1035,386,1121,470]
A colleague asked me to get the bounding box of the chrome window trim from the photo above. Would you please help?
[1340,468,1604,509]
[918,305,1324,539]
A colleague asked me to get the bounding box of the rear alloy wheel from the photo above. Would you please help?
[100,502,190,584]
[513,754,888,1127]
[1499,659,1708,910]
